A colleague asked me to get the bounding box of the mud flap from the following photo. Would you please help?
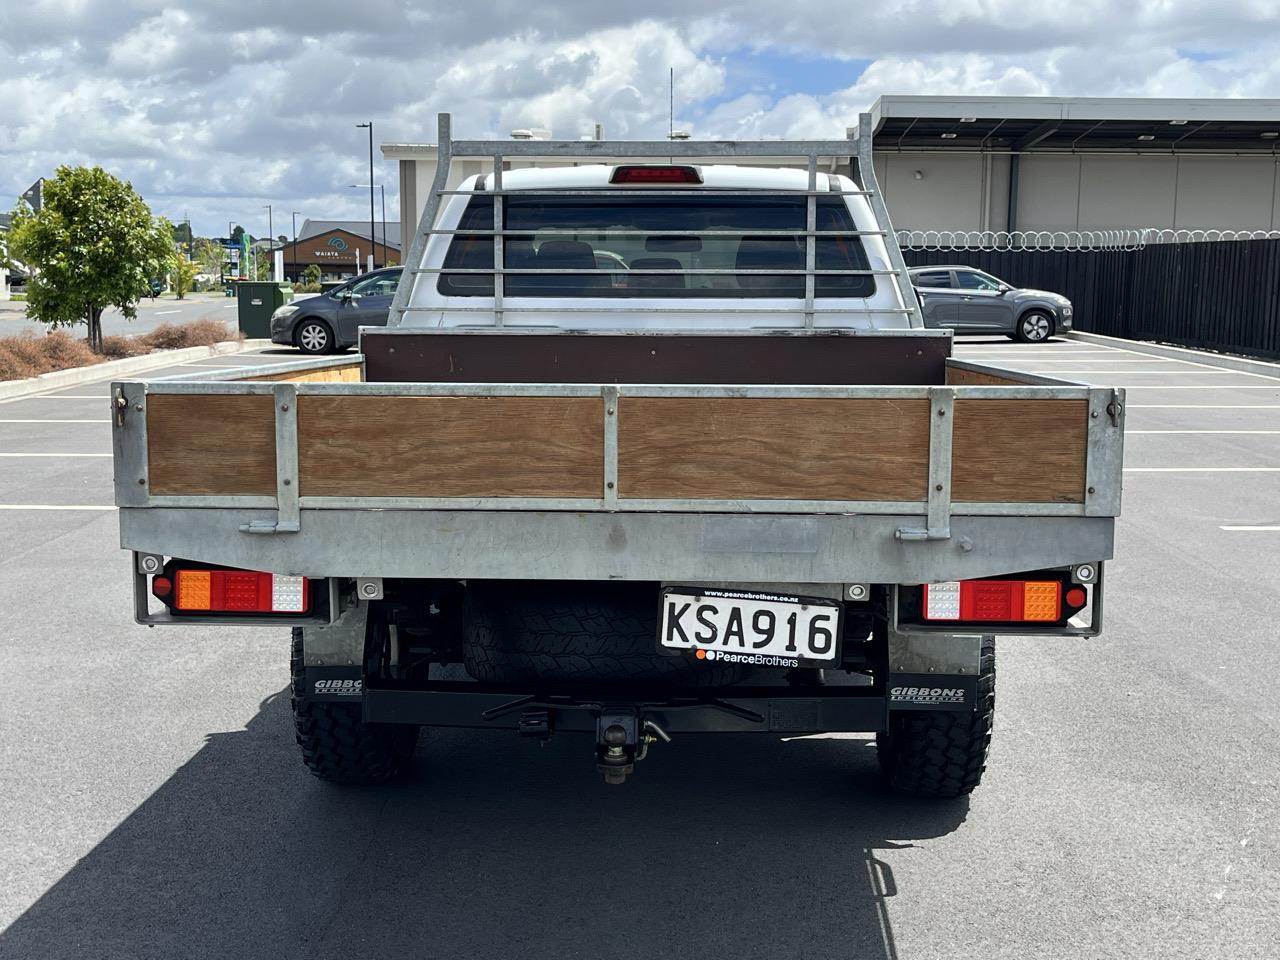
[297,604,368,703]
[885,628,985,712]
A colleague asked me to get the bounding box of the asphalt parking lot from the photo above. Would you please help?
[0,292,239,340]
[1,336,1278,960]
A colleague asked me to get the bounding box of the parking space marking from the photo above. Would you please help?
[962,357,1176,363]
[1120,385,1280,390]
[0,504,116,511]
[0,452,112,458]
[154,310,180,316]
[1220,525,1280,531]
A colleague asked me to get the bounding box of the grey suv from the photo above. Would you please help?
[270,267,402,354]
[909,266,1072,342]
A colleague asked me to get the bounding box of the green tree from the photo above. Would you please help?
[230,225,245,245]
[10,166,174,352]
[303,264,321,286]
[193,236,224,276]
[173,254,199,299]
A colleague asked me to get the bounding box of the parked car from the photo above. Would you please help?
[270,266,403,353]
[909,266,1072,342]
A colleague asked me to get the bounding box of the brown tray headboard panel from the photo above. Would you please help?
[362,332,950,386]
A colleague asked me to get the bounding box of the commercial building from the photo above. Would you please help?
[384,96,1280,240]
[279,220,401,282]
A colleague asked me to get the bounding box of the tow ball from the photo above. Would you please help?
[595,710,671,785]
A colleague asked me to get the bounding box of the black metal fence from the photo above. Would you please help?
[903,239,1280,360]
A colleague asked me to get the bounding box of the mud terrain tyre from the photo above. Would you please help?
[290,628,418,784]
[876,636,995,798]
[463,582,750,687]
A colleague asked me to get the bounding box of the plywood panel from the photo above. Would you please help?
[147,395,276,496]
[946,366,1023,386]
[618,397,930,501]
[298,396,603,498]
[243,364,363,383]
[952,399,1087,503]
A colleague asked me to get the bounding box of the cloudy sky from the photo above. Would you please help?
[4,0,1279,238]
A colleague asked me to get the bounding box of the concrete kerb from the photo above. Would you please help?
[1067,331,1280,376]
[0,339,271,401]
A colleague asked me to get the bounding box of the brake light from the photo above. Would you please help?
[923,580,1063,623]
[609,165,702,184]
[162,568,309,614]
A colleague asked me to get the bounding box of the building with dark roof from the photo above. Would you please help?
[281,219,402,282]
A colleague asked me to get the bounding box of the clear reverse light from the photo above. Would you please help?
[271,575,307,613]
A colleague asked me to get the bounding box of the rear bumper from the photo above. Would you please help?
[355,683,893,733]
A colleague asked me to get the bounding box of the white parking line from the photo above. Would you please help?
[1018,369,1248,375]
[1220,525,1280,531]
[1122,386,1280,390]
[1125,467,1280,472]
[1126,430,1280,435]
[963,357,1176,364]
[0,453,111,458]
[0,419,110,424]
[154,310,181,315]
[0,504,116,511]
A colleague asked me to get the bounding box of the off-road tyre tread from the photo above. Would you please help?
[290,628,417,784]
[463,583,749,687]
[877,637,995,798]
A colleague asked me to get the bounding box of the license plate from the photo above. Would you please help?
[658,587,842,668]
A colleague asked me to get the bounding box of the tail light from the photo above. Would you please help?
[609,165,702,185]
[156,566,310,614]
[923,579,1079,624]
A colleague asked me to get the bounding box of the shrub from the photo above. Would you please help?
[140,319,235,350]
[99,335,153,359]
[0,331,102,380]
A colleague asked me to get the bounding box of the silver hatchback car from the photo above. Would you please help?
[909,266,1072,342]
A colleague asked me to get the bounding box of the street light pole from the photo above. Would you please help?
[357,121,375,270]
[291,211,299,245]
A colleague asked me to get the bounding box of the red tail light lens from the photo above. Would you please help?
[609,165,702,184]
[156,568,309,614]
[923,579,1063,623]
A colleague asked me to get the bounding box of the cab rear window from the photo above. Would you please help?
[437,194,874,299]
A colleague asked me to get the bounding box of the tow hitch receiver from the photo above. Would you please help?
[595,709,671,785]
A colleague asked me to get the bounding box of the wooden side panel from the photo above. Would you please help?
[618,398,930,501]
[952,399,1088,503]
[297,396,604,498]
[147,395,276,496]
[946,365,1024,386]
[242,363,363,384]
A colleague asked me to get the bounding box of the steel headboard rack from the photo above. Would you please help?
[387,112,921,330]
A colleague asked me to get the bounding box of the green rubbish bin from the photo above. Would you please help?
[237,282,293,338]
